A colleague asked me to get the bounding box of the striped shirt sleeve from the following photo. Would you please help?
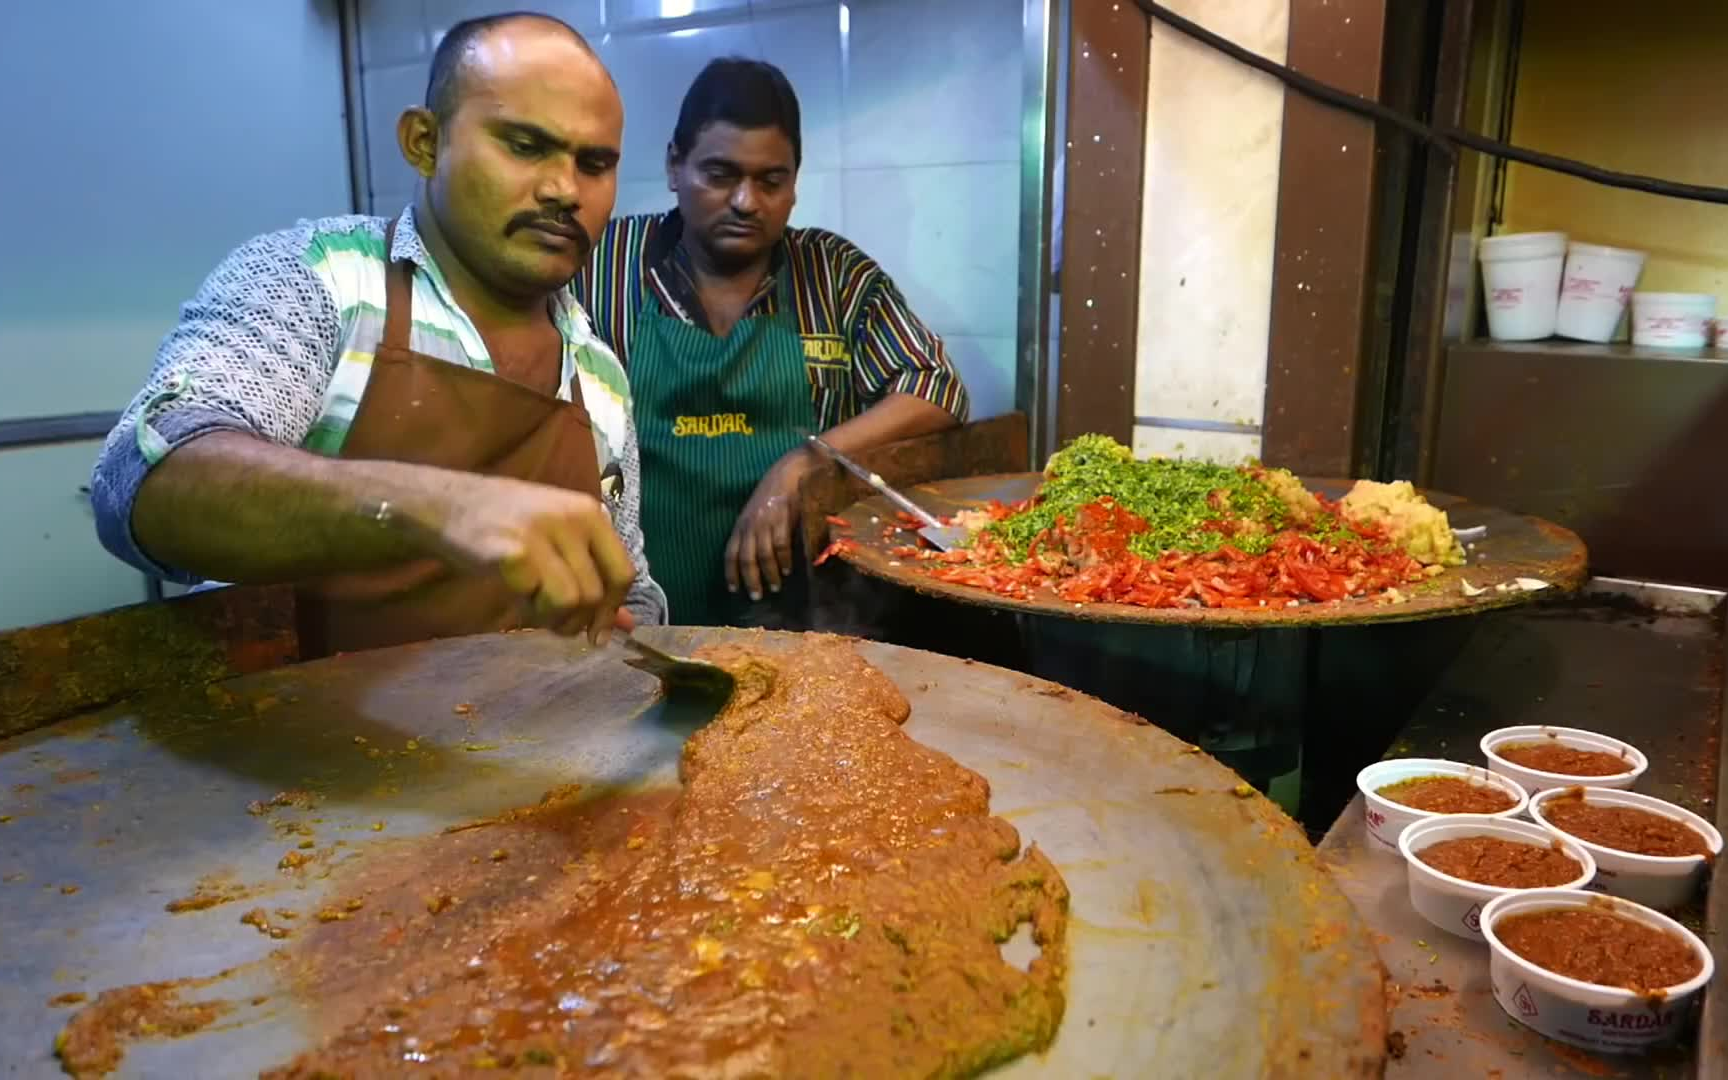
[816,232,970,423]
[573,215,654,367]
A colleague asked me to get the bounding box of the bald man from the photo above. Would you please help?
[89,13,665,656]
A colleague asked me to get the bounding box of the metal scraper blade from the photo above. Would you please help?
[916,524,971,553]
[620,635,737,701]
[801,432,969,552]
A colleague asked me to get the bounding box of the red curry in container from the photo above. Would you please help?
[1495,741,1631,777]
[1376,776,1518,815]
[1540,790,1713,858]
[1495,907,1703,992]
[1416,836,1583,889]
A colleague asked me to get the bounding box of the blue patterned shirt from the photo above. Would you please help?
[90,207,668,624]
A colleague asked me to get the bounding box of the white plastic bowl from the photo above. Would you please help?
[1399,815,1595,942]
[1631,291,1716,348]
[1356,758,1529,854]
[1482,889,1713,1053]
[1481,725,1647,794]
[1529,786,1722,909]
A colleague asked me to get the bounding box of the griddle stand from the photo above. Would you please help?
[1019,612,1480,822]
[821,470,1589,826]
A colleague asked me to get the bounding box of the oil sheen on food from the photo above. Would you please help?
[255,637,1069,1077]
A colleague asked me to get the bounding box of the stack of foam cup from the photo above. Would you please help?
[1554,242,1645,343]
[1479,232,1567,341]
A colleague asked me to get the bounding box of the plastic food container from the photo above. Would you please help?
[1482,889,1713,1053]
[1480,231,1567,340]
[1481,725,1647,794]
[1528,786,1722,909]
[1631,292,1716,348]
[1356,758,1529,854]
[1399,815,1595,942]
[1554,242,1645,343]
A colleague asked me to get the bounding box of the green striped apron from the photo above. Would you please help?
[631,274,816,625]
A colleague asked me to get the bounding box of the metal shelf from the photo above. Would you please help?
[1433,340,1728,589]
[1452,338,1728,365]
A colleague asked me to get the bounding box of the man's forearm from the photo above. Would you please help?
[814,393,959,459]
[131,431,461,583]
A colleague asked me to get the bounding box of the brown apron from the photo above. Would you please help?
[294,219,603,657]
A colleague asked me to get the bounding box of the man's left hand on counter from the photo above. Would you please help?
[724,449,813,602]
[724,396,961,603]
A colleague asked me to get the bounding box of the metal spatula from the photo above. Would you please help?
[361,496,734,700]
[803,435,970,552]
[618,635,736,700]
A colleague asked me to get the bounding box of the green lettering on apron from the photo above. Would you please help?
[630,273,816,625]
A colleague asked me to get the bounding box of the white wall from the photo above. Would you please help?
[1132,0,1288,464]
[353,0,1024,417]
[0,2,353,630]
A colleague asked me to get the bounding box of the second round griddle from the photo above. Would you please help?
[0,629,1385,1078]
[830,472,1588,627]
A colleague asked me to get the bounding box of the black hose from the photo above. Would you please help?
[1132,0,1728,207]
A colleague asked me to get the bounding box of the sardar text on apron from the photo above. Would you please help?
[629,273,816,627]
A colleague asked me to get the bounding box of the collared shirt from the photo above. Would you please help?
[88,206,668,624]
[573,211,970,428]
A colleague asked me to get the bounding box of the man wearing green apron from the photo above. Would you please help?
[575,58,970,626]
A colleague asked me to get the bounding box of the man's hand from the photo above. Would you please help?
[724,452,811,602]
[429,475,637,644]
[130,432,640,643]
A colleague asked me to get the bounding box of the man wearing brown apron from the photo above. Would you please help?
[90,13,665,655]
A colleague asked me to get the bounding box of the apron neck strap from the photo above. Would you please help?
[382,216,414,352]
[770,264,798,325]
[639,252,798,334]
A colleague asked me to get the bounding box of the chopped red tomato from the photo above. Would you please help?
[813,538,858,566]
[892,494,1426,612]
[825,514,851,528]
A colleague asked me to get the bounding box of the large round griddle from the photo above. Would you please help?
[832,473,1588,627]
[0,629,1385,1078]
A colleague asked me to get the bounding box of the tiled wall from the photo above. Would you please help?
[0,2,352,631]
[354,0,1025,417]
[1132,0,1289,464]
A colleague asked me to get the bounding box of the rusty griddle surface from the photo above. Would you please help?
[0,629,1385,1078]
[832,473,1589,628]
